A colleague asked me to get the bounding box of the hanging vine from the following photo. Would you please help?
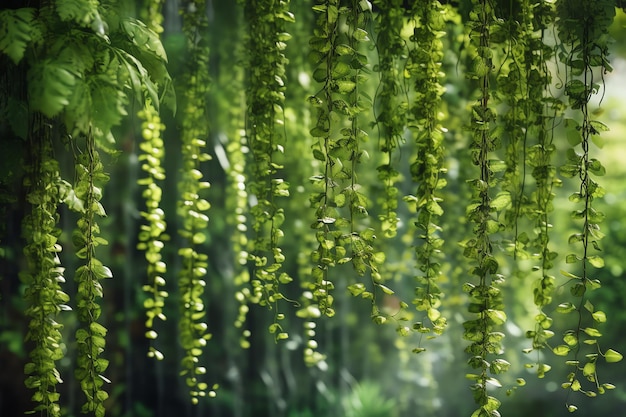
[176,0,214,403]
[493,1,530,258]
[72,132,112,417]
[404,0,448,349]
[462,0,510,414]
[229,130,253,348]
[2,1,626,415]
[555,0,622,411]
[21,121,71,417]
[137,0,168,353]
[137,99,168,361]
[521,0,560,380]
[372,0,406,240]
[242,0,294,342]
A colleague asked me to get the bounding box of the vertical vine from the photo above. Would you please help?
[229,129,253,348]
[137,99,168,361]
[177,0,214,403]
[555,0,622,410]
[493,1,529,258]
[307,0,342,323]
[372,0,406,240]
[72,132,112,417]
[21,120,70,417]
[342,1,386,321]
[522,0,560,380]
[404,0,448,349]
[305,0,382,365]
[242,0,294,342]
[462,0,509,414]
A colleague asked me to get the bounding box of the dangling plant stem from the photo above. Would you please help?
[73,131,112,417]
[342,1,389,323]
[21,118,70,417]
[243,0,294,342]
[404,0,448,349]
[177,0,214,403]
[495,0,529,259]
[307,0,341,322]
[462,0,509,414]
[372,0,405,240]
[137,98,168,361]
[555,0,621,410]
[522,0,559,379]
[229,129,253,349]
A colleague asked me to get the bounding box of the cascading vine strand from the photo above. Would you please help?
[242,0,294,342]
[137,99,168,361]
[372,0,405,240]
[404,0,448,349]
[229,130,253,349]
[342,0,389,324]
[302,0,342,367]
[308,0,385,325]
[72,132,112,417]
[21,119,70,417]
[522,0,560,380]
[494,0,529,259]
[462,0,509,414]
[555,0,622,410]
[177,0,215,403]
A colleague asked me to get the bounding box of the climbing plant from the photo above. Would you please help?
[1,1,625,417]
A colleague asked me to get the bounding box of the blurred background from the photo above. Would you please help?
[1,1,626,417]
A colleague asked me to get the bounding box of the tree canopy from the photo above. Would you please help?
[1,1,626,417]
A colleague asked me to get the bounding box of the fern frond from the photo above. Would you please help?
[0,8,38,64]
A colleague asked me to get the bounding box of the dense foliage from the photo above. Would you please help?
[1,1,626,417]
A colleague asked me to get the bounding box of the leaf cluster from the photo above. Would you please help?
[0,1,172,147]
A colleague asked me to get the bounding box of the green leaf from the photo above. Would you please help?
[583,327,602,337]
[592,311,606,323]
[93,263,113,279]
[583,362,596,377]
[122,18,167,61]
[553,345,570,356]
[490,192,511,210]
[377,284,394,295]
[28,59,77,117]
[0,8,37,65]
[336,80,356,94]
[56,0,100,28]
[605,349,623,363]
[587,255,604,268]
